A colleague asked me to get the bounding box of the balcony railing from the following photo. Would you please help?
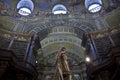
[0,28,39,79]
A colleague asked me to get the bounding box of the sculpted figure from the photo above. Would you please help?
[55,47,72,80]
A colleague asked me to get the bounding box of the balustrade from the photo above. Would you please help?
[83,24,120,80]
[0,28,40,80]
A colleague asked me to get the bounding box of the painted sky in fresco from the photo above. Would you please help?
[39,0,57,8]
[0,0,11,7]
[38,0,74,8]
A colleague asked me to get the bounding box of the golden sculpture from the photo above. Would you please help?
[55,47,72,80]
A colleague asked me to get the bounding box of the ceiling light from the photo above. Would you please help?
[85,57,90,62]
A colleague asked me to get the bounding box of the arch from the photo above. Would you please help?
[37,42,85,63]
[37,51,84,66]
[22,19,96,41]
[23,18,96,34]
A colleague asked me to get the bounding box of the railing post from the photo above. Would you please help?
[88,33,99,62]
[24,38,31,63]
[107,32,115,46]
[25,34,37,67]
[8,35,16,49]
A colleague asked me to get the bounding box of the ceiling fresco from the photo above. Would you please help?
[38,0,81,9]
[0,0,11,8]
[0,1,120,79]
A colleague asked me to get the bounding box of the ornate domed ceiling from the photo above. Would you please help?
[0,1,120,80]
[0,0,120,67]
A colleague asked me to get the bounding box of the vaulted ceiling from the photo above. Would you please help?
[0,0,120,66]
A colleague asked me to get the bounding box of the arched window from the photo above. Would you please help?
[17,0,34,16]
[52,4,67,15]
[85,0,103,13]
